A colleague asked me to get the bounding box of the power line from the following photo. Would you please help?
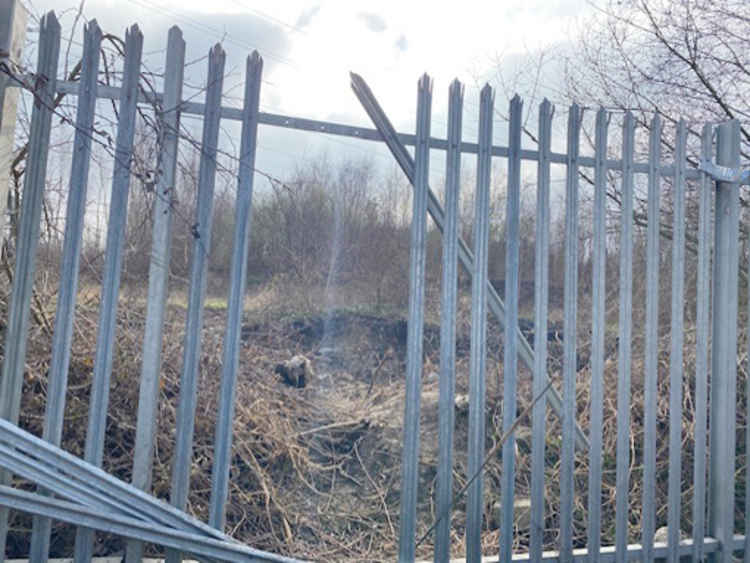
[230,0,310,36]
[122,0,300,70]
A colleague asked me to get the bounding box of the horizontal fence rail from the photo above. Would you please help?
[0,10,747,563]
[12,75,716,181]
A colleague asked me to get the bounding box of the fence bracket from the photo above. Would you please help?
[698,159,750,184]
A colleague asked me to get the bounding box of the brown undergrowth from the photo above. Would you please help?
[3,275,749,561]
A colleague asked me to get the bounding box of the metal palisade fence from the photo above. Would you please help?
[349,70,746,563]
[0,9,746,563]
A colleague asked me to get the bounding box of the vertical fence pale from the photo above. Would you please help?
[641,114,661,562]
[500,94,522,563]
[125,25,185,563]
[74,24,143,563]
[0,12,59,559]
[614,112,634,563]
[530,98,553,563]
[560,104,581,563]
[30,19,101,562]
[208,49,263,531]
[466,84,493,563]
[667,120,687,563]
[693,123,712,563]
[166,43,225,563]
[397,73,431,563]
[587,107,608,563]
[434,78,462,563]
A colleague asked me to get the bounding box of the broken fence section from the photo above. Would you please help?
[0,10,745,563]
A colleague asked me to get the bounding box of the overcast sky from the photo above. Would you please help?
[23,0,594,186]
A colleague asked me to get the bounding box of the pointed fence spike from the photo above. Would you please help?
[615,108,636,563]
[434,77,462,563]
[500,89,523,563]
[587,106,609,563]
[466,84,494,563]
[0,8,60,556]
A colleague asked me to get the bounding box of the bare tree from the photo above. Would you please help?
[568,0,750,156]
[560,0,750,282]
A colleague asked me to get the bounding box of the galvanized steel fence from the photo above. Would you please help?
[0,9,747,563]
[351,74,748,563]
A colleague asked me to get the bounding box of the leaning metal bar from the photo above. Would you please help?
[641,114,662,563]
[434,78,462,563]
[349,74,589,452]
[74,25,143,563]
[614,112,635,563]
[0,419,227,540]
[0,421,240,563]
[667,120,687,563]
[500,94,522,563]
[587,107,608,563]
[208,50,263,532]
[31,77,707,181]
[530,99,553,562]
[0,486,302,563]
[0,12,59,560]
[466,84,493,563]
[397,74,432,563]
[30,20,101,560]
[167,43,226,563]
[5,408,742,563]
[693,123,712,563]
[126,26,185,563]
[0,442,155,524]
[709,120,740,563]
[560,104,581,563]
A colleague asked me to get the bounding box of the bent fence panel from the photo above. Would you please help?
[0,10,747,563]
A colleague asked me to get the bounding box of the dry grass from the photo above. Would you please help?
[3,271,749,560]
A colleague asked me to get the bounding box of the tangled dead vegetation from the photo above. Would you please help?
[4,278,750,560]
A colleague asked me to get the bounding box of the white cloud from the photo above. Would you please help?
[26,0,594,179]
